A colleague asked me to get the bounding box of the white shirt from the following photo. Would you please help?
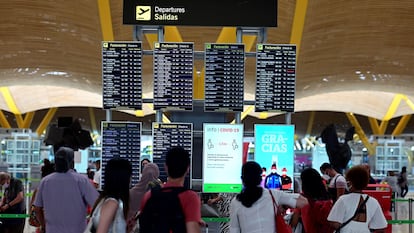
[230,188,299,233]
[328,193,387,233]
[93,169,101,189]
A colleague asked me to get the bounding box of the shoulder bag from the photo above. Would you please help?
[269,189,292,233]
[335,195,369,233]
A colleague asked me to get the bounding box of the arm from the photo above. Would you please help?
[34,206,46,233]
[186,221,201,233]
[336,187,346,198]
[0,191,24,212]
[96,199,118,233]
[229,199,241,233]
[295,195,309,208]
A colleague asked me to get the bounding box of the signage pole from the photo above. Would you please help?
[155,27,165,123]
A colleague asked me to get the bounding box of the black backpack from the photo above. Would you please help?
[139,186,187,233]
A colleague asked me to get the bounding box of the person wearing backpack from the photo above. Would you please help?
[291,168,335,233]
[328,165,387,233]
[320,162,348,202]
[139,146,202,233]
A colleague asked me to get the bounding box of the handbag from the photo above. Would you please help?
[269,189,292,233]
[28,205,41,227]
[201,203,221,217]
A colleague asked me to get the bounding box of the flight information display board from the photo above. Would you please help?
[255,44,296,112]
[153,42,193,111]
[152,123,193,185]
[204,43,245,112]
[102,42,142,110]
[101,121,141,187]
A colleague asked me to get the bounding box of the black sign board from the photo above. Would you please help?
[123,0,277,27]
[102,42,142,110]
[152,123,193,186]
[205,43,245,112]
[101,121,141,187]
[153,42,193,111]
[255,44,296,112]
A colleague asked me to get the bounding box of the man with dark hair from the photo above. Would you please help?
[34,147,99,233]
[139,146,202,233]
[320,162,348,202]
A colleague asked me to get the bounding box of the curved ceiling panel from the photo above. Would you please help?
[0,0,413,121]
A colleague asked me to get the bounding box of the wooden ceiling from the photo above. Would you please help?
[1,0,414,121]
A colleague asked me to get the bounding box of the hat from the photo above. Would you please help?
[54,147,74,172]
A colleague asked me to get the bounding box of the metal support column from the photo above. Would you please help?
[134,25,165,122]
[235,27,267,124]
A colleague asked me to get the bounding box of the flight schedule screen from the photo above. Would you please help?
[152,123,193,185]
[101,121,141,186]
[102,42,142,110]
[204,43,245,112]
[255,44,296,112]
[153,42,194,111]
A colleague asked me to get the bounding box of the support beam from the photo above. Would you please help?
[230,105,255,124]
[36,108,58,136]
[306,111,315,135]
[97,0,114,41]
[368,117,380,135]
[346,113,375,155]
[164,26,183,42]
[22,112,35,129]
[290,0,309,58]
[88,107,97,133]
[392,115,412,136]
[0,111,11,128]
[0,87,20,114]
[15,114,24,128]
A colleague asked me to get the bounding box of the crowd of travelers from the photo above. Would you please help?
[0,145,407,233]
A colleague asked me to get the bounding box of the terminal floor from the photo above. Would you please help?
[23,193,414,233]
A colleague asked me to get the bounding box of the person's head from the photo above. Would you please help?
[320,162,335,177]
[41,159,55,178]
[402,166,407,173]
[346,165,369,191]
[54,147,74,173]
[165,146,190,179]
[387,170,395,176]
[301,168,329,199]
[0,172,11,187]
[237,161,263,208]
[141,163,162,190]
[242,161,262,188]
[270,163,277,173]
[95,160,101,170]
[282,167,287,176]
[141,158,151,171]
[101,158,132,217]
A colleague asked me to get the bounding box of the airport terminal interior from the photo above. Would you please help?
[1,0,414,232]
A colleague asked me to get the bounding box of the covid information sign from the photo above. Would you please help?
[254,124,295,191]
[202,123,244,193]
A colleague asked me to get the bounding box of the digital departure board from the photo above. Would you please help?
[205,43,245,112]
[101,121,141,187]
[255,44,296,112]
[102,42,142,110]
[152,123,193,185]
[153,42,193,111]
